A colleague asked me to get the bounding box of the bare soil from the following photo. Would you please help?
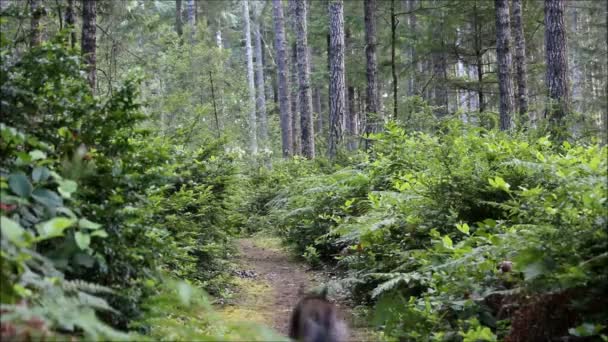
[234,238,376,341]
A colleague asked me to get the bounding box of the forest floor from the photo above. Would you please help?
[218,235,378,341]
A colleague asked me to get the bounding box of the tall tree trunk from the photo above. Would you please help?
[242,0,258,154]
[432,10,448,117]
[272,0,293,157]
[293,0,315,158]
[544,0,570,138]
[176,0,183,37]
[347,86,358,150]
[404,0,417,97]
[313,87,322,135]
[473,4,485,113]
[254,20,268,149]
[512,0,528,121]
[187,0,195,42]
[495,0,515,130]
[30,0,43,47]
[328,0,345,159]
[290,43,301,155]
[66,0,76,49]
[390,0,398,119]
[364,0,379,143]
[81,0,96,92]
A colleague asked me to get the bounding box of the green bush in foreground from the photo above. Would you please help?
[267,121,607,341]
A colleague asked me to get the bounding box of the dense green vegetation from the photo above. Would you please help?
[252,123,607,340]
[1,0,607,341]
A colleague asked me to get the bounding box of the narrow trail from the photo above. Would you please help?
[224,237,376,341]
[237,238,312,334]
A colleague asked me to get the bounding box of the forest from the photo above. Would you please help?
[0,0,606,341]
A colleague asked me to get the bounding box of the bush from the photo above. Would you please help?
[264,121,608,340]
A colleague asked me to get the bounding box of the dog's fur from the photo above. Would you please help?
[288,288,348,342]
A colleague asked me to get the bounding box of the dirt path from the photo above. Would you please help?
[237,238,312,334]
[223,237,377,341]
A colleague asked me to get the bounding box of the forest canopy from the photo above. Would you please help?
[0,0,606,341]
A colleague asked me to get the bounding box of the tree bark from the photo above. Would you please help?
[347,86,358,150]
[186,0,195,42]
[390,0,398,120]
[272,0,293,157]
[364,0,379,143]
[81,0,96,92]
[544,0,570,137]
[293,0,315,158]
[404,0,417,97]
[313,86,322,135]
[328,0,345,159]
[242,0,258,154]
[30,0,43,47]
[66,0,76,49]
[495,0,515,130]
[254,20,268,149]
[290,43,301,155]
[176,0,183,37]
[512,0,528,120]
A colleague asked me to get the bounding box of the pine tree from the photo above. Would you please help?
[544,0,569,138]
[293,0,315,158]
[512,0,528,119]
[30,0,43,47]
[242,0,258,154]
[82,0,97,91]
[328,0,345,159]
[495,0,515,130]
[364,0,379,142]
[272,0,293,157]
[66,0,76,48]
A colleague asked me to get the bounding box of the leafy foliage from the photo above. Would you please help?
[261,121,608,340]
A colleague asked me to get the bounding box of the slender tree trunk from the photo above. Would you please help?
[544,0,570,138]
[495,0,515,130]
[187,0,195,42]
[254,20,268,149]
[404,0,417,97]
[364,0,379,143]
[293,0,315,158]
[290,43,301,155]
[328,0,345,159]
[66,0,76,49]
[30,0,43,47]
[347,86,358,150]
[176,0,183,37]
[313,86,322,135]
[512,0,528,121]
[390,0,398,119]
[272,0,293,157]
[82,0,96,92]
[242,0,258,154]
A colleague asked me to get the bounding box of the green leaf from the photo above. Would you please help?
[523,262,546,281]
[9,173,33,197]
[177,281,192,305]
[57,179,78,198]
[78,218,102,230]
[488,176,510,192]
[442,235,453,249]
[1,216,25,244]
[568,323,605,337]
[29,150,47,160]
[32,188,63,208]
[37,217,76,238]
[75,231,91,250]
[90,230,108,238]
[456,222,470,235]
[32,166,50,183]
